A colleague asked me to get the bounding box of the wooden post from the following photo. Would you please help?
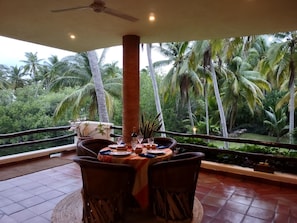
[122,35,140,144]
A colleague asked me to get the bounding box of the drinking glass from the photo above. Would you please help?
[137,135,144,144]
[117,136,123,145]
[148,137,154,148]
[131,141,137,154]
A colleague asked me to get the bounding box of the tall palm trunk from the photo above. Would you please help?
[146,44,166,136]
[289,77,295,144]
[229,100,238,132]
[87,50,109,122]
[209,59,229,149]
[188,99,194,129]
[204,81,210,137]
[289,42,296,144]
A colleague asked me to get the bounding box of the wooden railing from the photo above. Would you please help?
[156,130,297,175]
[0,126,75,155]
[1,125,297,174]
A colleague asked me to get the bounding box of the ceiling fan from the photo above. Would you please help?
[51,0,138,22]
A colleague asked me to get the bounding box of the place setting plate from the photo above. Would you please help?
[109,151,132,156]
[147,149,165,155]
[143,143,158,147]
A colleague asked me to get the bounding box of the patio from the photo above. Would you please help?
[0,151,296,223]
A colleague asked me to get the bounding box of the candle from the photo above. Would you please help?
[193,127,197,134]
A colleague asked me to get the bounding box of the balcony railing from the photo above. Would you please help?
[1,124,297,176]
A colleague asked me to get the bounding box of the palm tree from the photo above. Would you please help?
[189,41,212,135]
[266,32,297,143]
[40,55,65,90]
[21,52,43,82]
[87,50,109,122]
[191,40,229,148]
[146,43,166,136]
[0,64,11,90]
[49,53,91,90]
[6,65,28,90]
[264,106,288,142]
[52,51,121,122]
[101,61,122,79]
[222,56,271,132]
[157,42,203,131]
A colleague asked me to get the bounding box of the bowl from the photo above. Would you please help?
[135,147,143,154]
[116,145,127,151]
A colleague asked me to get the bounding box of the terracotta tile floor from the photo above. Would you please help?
[0,154,297,223]
[197,171,297,223]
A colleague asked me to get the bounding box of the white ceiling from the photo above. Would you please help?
[1,0,297,52]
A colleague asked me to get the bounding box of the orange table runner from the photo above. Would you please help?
[98,147,172,209]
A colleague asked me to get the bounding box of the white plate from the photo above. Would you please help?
[143,143,158,147]
[147,149,165,155]
[108,144,118,149]
[110,151,132,156]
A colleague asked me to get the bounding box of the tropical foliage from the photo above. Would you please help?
[1,31,297,147]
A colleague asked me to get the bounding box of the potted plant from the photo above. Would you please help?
[139,112,162,139]
[69,120,106,144]
[253,160,275,173]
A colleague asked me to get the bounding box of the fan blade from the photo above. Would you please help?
[103,7,138,22]
[51,6,90,13]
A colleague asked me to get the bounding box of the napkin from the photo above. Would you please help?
[139,153,156,158]
[157,145,167,149]
[99,150,111,155]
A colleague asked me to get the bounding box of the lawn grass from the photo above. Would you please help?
[210,133,290,149]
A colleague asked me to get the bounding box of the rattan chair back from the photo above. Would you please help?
[77,138,116,157]
[148,152,205,222]
[73,156,135,223]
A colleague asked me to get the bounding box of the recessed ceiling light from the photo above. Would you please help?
[149,13,156,22]
[69,34,76,39]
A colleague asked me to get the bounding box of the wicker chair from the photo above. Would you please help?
[148,152,205,222]
[77,138,116,157]
[73,156,135,223]
[143,137,177,151]
[153,137,177,150]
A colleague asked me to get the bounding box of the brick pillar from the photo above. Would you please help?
[122,35,140,144]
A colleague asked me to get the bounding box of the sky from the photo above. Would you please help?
[0,36,165,70]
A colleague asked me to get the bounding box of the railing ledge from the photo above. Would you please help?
[201,160,297,186]
[0,144,76,166]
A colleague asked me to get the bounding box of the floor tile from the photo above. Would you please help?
[273,212,290,223]
[276,203,291,215]
[27,201,57,215]
[290,216,297,223]
[22,215,49,223]
[223,200,250,214]
[229,193,253,206]
[202,195,227,207]
[1,153,297,223]
[18,196,46,208]
[251,198,277,211]
[241,215,271,223]
[0,215,18,223]
[1,203,25,215]
[9,208,36,223]
[0,196,14,208]
[214,209,245,222]
[291,206,297,218]
[246,206,275,220]
[201,204,221,218]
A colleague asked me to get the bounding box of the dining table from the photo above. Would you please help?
[97,144,173,210]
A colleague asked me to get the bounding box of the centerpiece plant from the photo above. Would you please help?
[139,112,162,139]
